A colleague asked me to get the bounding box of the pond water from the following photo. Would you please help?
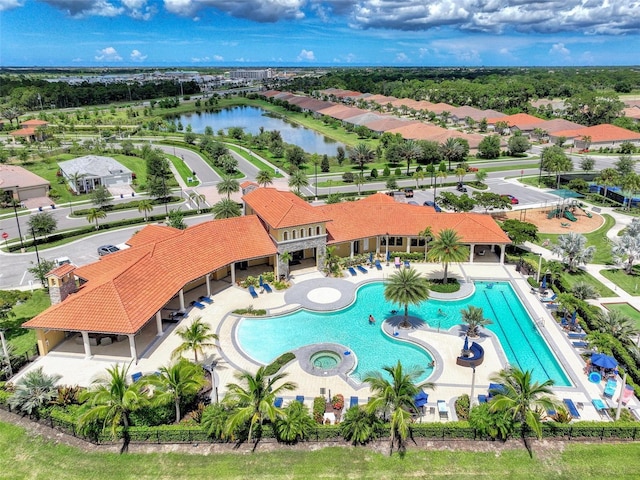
[173,106,345,156]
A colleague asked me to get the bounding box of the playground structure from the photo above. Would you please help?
[546,200,592,223]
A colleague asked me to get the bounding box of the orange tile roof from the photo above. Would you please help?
[125,224,182,248]
[486,113,543,128]
[427,103,456,114]
[24,216,276,334]
[243,188,331,228]
[10,127,37,136]
[387,123,448,140]
[48,263,76,277]
[318,193,511,245]
[552,123,640,143]
[20,119,48,126]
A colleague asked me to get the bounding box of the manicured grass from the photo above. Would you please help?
[166,154,199,187]
[600,267,640,297]
[559,270,617,298]
[603,302,640,329]
[537,214,616,265]
[225,144,283,176]
[7,290,49,355]
[1,421,639,479]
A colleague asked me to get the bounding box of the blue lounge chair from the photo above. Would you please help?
[488,383,506,398]
[540,293,557,303]
[604,379,617,398]
[263,283,273,293]
[199,296,213,304]
[592,398,609,418]
[563,398,580,418]
[572,341,589,349]
[477,394,487,404]
[349,396,359,409]
[348,267,357,276]
[131,372,143,382]
[375,259,382,270]
[404,260,410,268]
[248,285,259,299]
[356,265,368,274]
[567,332,586,339]
[274,397,283,408]
[190,300,206,309]
[295,395,305,404]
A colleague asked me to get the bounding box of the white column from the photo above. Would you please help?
[155,312,163,336]
[376,236,380,255]
[179,289,185,311]
[81,331,92,358]
[206,275,211,297]
[350,241,354,259]
[231,263,236,284]
[469,243,475,263]
[406,238,411,253]
[500,247,505,265]
[128,334,138,363]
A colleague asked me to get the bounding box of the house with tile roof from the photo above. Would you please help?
[0,165,50,203]
[485,113,544,135]
[58,155,133,194]
[549,124,640,149]
[24,188,511,362]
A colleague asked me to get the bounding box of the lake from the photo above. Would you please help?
[173,106,345,156]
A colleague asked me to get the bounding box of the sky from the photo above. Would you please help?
[1,0,639,67]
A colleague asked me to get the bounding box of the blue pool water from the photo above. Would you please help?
[237,281,571,386]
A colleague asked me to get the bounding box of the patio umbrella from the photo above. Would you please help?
[541,276,547,289]
[463,336,469,352]
[369,252,373,263]
[570,310,577,325]
[591,353,618,369]
[414,390,428,408]
[259,275,263,287]
[386,250,390,262]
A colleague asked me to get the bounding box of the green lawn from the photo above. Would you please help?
[166,154,199,187]
[537,214,616,265]
[603,302,640,329]
[600,267,640,297]
[559,270,617,298]
[6,290,50,355]
[1,421,639,479]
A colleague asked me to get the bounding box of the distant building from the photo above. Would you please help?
[0,165,50,203]
[230,69,273,80]
[9,119,49,143]
[58,155,132,194]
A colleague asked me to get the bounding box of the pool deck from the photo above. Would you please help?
[16,261,639,423]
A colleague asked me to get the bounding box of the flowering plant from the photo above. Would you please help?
[331,394,344,410]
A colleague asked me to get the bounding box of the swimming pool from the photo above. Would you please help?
[236,281,571,386]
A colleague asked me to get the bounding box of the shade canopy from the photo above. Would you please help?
[591,353,618,369]
[414,390,429,408]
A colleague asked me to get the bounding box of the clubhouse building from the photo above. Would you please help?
[24,189,511,361]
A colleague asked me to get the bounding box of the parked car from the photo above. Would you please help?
[501,194,519,205]
[97,245,120,256]
[54,256,72,267]
[403,188,414,198]
[423,200,442,212]
[456,182,467,193]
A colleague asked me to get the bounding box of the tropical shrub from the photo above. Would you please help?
[313,396,326,423]
[455,394,470,420]
[275,401,316,444]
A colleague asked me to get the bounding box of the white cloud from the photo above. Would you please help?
[213,54,224,61]
[297,49,315,61]
[164,0,306,22]
[39,0,156,19]
[130,49,147,61]
[191,56,210,62]
[395,52,409,62]
[0,0,24,12]
[95,46,122,61]
[549,42,570,57]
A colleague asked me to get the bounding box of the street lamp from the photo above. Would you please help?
[536,253,543,284]
[538,149,544,188]
[205,361,219,404]
[11,199,25,252]
[314,161,318,200]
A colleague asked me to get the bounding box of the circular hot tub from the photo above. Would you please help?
[295,343,356,377]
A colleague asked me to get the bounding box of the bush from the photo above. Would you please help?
[313,396,326,423]
[370,168,378,178]
[429,279,461,293]
[342,172,354,183]
[394,168,402,176]
[455,394,470,420]
[264,352,296,376]
[383,166,390,177]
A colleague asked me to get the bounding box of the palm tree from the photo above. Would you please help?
[612,229,640,274]
[86,208,107,230]
[414,170,426,188]
[436,170,447,186]
[68,171,87,194]
[275,400,316,444]
[212,198,241,219]
[224,365,296,449]
[571,282,599,300]
[384,268,430,329]
[78,362,149,453]
[288,169,308,195]
[255,170,274,188]
[171,317,218,363]
[147,358,206,424]
[401,140,421,176]
[188,192,206,213]
[354,173,365,196]
[489,367,558,455]
[340,405,383,445]
[418,226,432,262]
[279,250,292,280]
[364,361,435,455]
[137,199,153,221]
[595,168,620,200]
[551,232,595,272]
[440,137,465,171]
[596,309,640,346]
[216,175,239,200]
[427,229,469,284]
[460,305,492,337]
[349,143,375,174]
[9,367,61,415]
